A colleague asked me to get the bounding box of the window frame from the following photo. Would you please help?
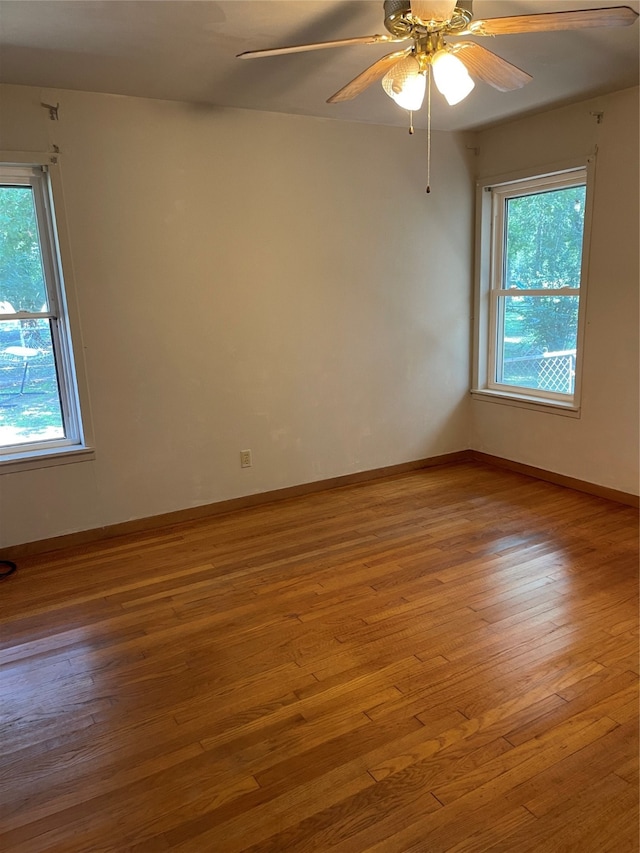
[0,152,93,472]
[472,158,595,415]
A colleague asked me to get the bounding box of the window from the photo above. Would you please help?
[0,159,90,466]
[473,163,593,412]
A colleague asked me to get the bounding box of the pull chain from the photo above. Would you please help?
[409,110,414,135]
[426,65,432,193]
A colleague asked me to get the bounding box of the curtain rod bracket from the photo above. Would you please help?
[41,101,60,121]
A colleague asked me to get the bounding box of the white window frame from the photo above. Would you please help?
[0,152,93,471]
[472,158,595,415]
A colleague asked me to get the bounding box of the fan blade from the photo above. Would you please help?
[411,0,456,23]
[327,49,413,103]
[463,6,638,36]
[237,34,404,59]
[451,42,532,91]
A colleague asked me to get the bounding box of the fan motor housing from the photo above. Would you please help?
[383,0,473,36]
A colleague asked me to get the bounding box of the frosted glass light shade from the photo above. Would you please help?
[431,50,475,105]
[382,56,426,111]
[411,1,457,23]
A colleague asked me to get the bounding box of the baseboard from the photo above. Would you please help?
[1,450,471,560]
[471,451,639,508]
[5,449,636,560]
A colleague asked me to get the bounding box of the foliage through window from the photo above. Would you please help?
[475,166,591,409]
[0,162,86,460]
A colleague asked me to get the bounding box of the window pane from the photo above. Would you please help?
[0,185,48,312]
[504,186,586,290]
[499,294,579,395]
[0,318,65,447]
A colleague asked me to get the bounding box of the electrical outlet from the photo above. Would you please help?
[240,449,252,468]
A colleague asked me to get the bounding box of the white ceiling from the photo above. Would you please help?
[0,0,638,131]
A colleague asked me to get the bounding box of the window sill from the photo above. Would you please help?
[0,445,95,474]
[470,388,581,418]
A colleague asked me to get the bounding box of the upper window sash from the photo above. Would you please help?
[489,168,587,296]
[0,165,63,320]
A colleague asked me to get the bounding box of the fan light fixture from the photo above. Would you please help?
[381,48,474,112]
[381,55,426,110]
[431,49,475,105]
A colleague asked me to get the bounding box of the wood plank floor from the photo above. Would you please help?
[1,461,638,852]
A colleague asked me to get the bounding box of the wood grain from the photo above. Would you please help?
[1,461,637,851]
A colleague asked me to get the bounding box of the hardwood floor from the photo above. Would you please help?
[1,461,638,852]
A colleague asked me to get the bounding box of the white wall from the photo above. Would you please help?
[0,85,474,547]
[470,88,639,495]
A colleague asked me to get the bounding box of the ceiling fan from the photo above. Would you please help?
[238,1,638,111]
[238,1,637,190]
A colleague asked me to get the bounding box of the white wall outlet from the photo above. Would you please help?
[240,449,252,468]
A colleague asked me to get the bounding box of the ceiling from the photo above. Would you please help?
[0,0,638,131]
